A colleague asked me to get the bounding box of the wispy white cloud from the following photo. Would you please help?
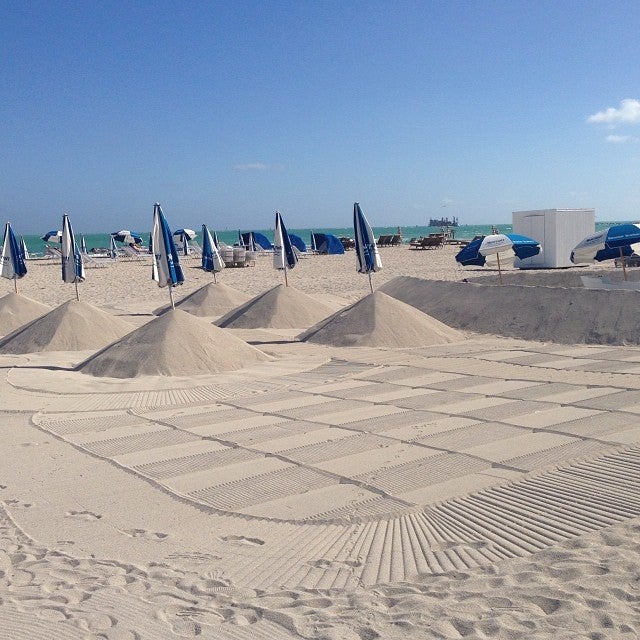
[605,134,639,144]
[587,99,640,125]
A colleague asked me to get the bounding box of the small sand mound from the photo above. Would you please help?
[298,290,463,347]
[0,299,134,354]
[154,282,251,317]
[0,293,52,336]
[216,284,337,329]
[78,308,271,378]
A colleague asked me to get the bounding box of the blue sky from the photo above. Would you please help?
[2,1,640,234]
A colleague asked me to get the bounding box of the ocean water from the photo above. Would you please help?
[19,222,626,257]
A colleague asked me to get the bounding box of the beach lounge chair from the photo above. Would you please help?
[122,245,148,260]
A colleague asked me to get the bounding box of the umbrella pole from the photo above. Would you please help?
[368,272,373,293]
[14,277,17,294]
[284,267,289,287]
[496,252,503,284]
[168,285,175,310]
[74,280,80,301]
[620,247,628,281]
[213,270,217,284]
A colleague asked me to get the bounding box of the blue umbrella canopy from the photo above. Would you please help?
[61,214,85,300]
[42,229,62,242]
[2,222,27,291]
[456,234,541,266]
[201,223,225,279]
[151,203,184,308]
[273,211,297,285]
[571,224,640,264]
[353,203,382,292]
[112,230,143,244]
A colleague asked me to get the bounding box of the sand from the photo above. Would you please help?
[2,248,640,639]
[0,292,51,336]
[154,281,252,317]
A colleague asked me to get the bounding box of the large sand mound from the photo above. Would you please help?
[78,308,271,378]
[380,276,640,345]
[299,290,463,347]
[154,282,251,317]
[215,284,337,329]
[0,299,133,354]
[0,293,52,336]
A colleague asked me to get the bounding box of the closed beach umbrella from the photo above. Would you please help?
[571,223,640,280]
[80,234,88,254]
[19,236,29,260]
[42,229,62,242]
[273,211,298,286]
[455,233,541,284]
[61,214,85,300]
[109,235,118,259]
[354,202,382,293]
[212,230,220,249]
[112,230,143,244]
[201,223,225,282]
[151,203,184,309]
[1,222,27,293]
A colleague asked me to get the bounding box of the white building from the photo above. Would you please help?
[512,208,595,268]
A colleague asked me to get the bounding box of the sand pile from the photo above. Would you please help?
[299,290,463,347]
[380,275,640,345]
[154,282,251,317]
[0,299,134,354]
[215,284,337,329]
[0,292,52,336]
[78,308,271,378]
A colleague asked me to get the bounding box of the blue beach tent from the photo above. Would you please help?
[241,231,273,250]
[289,233,306,253]
[312,233,345,255]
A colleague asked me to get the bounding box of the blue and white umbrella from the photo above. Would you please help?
[201,223,225,282]
[112,229,143,245]
[1,222,27,293]
[19,236,29,260]
[273,211,297,286]
[571,223,640,280]
[151,203,184,309]
[212,230,220,250]
[354,202,382,293]
[80,234,88,254]
[61,214,85,300]
[42,229,62,243]
[173,228,197,256]
[109,235,118,260]
[455,233,541,283]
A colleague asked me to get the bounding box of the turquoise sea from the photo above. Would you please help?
[20,222,627,257]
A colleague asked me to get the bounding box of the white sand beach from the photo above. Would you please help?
[2,246,640,638]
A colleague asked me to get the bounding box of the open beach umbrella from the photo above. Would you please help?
[80,234,88,254]
[354,202,382,293]
[201,223,225,282]
[173,228,196,256]
[42,230,62,242]
[109,235,118,259]
[571,223,640,281]
[1,222,27,293]
[151,203,184,309]
[455,233,541,284]
[273,211,298,286]
[112,230,143,244]
[61,214,85,301]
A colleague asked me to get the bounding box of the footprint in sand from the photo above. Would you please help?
[65,510,103,521]
[4,499,32,508]
[219,535,264,546]
[120,528,169,541]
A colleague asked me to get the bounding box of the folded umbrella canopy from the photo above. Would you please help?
[151,203,184,309]
[112,230,143,244]
[455,233,541,284]
[61,214,85,300]
[571,223,640,280]
[273,211,297,286]
[354,202,382,293]
[173,228,196,256]
[2,222,27,293]
[201,223,225,282]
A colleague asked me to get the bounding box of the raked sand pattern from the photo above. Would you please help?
[3,250,640,638]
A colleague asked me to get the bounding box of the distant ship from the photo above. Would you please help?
[429,216,459,227]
